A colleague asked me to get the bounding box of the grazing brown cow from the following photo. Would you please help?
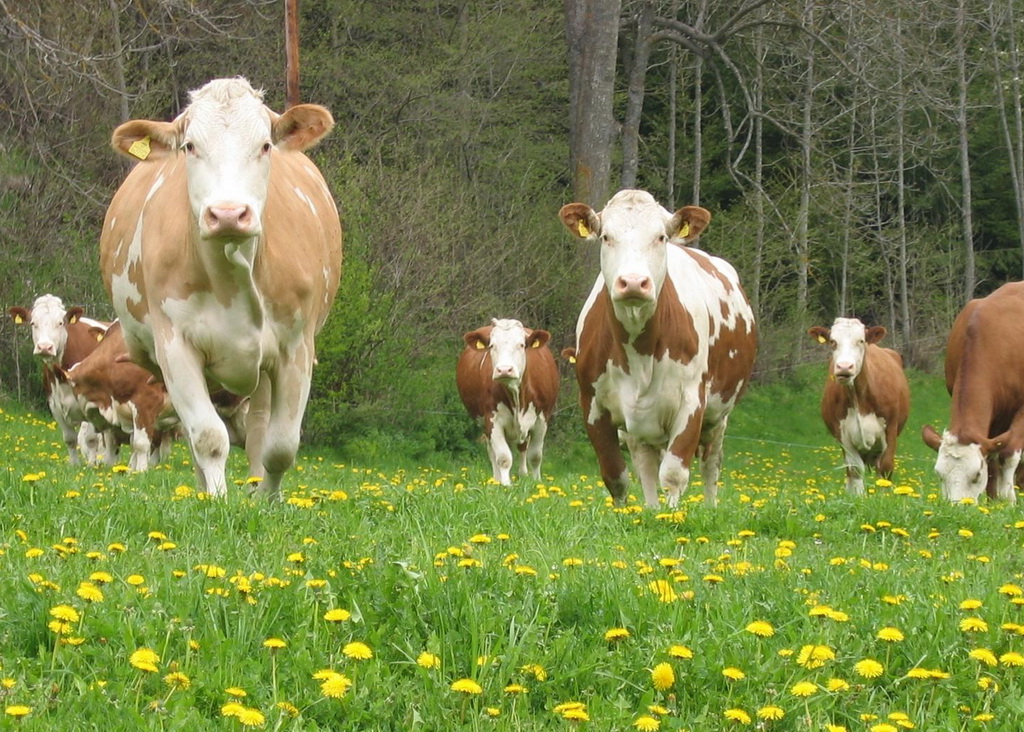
[807,317,910,495]
[65,321,178,471]
[99,77,342,498]
[922,281,1024,502]
[560,189,757,508]
[456,318,559,484]
[9,294,111,464]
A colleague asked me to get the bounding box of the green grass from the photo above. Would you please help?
[2,368,1023,731]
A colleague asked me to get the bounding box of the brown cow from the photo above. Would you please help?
[923,281,1024,502]
[559,189,757,508]
[456,319,559,484]
[9,294,110,464]
[807,317,910,495]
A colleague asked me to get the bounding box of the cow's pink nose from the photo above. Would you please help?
[204,204,255,236]
[614,274,653,299]
[35,342,56,356]
[494,365,515,379]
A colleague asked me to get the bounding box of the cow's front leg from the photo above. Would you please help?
[157,340,228,497]
[663,414,703,507]
[993,451,1021,503]
[48,390,81,465]
[523,416,548,481]
[585,412,629,504]
[254,350,314,500]
[842,445,866,495]
[627,436,663,508]
[488,427,514,486]
[700,418,729,506]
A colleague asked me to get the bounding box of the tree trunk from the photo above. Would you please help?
[956,0,976,300]
[565,0,622,208]
[621,1,654,190]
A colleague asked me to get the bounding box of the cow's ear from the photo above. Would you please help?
[921,424,943,451]
[9,306,29,325]
[668,205,711,243]
[272,104,335,151]
[526,329,551,349]
[88,326,106,342]
[865,325,887,344]
[982,431,1010,456]
[807,326,830,345]
[65,307,84,325]
[559,203,600,239]
[112,119,181,161]
[560,347,577,364]
[463,329,489,350]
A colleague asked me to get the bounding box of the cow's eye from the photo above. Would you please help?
[261,142,272,154]
[183,141,195,154]
[829,340,836,348]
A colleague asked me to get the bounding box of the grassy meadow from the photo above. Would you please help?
[3,366,1024,731]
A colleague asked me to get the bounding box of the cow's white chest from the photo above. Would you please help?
[591,352,701,445]
[492,401,541,444]
[839,407,887,455]
[160,292,266,395]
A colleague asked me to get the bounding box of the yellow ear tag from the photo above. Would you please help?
[577,221,590,237]
[128,136,152,160]
[679,222,690,238]
[14,314,23,324]
[475,341,486,350]
[817,336,826,344]
[532,340,541,349]
[568,355,577,364]
[68,315,77,324]
[96,333,104,342]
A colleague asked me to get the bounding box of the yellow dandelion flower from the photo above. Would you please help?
[521,663,547,681]
[76,582,103,603]
[342,642,373,660]
[854,659,884,678]
[722,667,745,681]
[960,598,983,610]
[651,662,675,691]
[49,605,80,623]
[870,725,898,732]
[5,705,31,719]
[999,584,1024,597]
[485,707,500,717]
[757,705,785,720]
[826,678,850,692]
[604,627,630,642]
[745,620,774,637]
[276,701,299,717]
[235,707,265,727]
[974,713,995,722]
[970,649,998,666]
[723,708,752,725]
[904,667,932,679]
[320,672,353,698]
[129,648,160,673]
[877,627,904,642]
[1000,652,1024,666]
[504,683,528,694]
[668,644,693,659]
[978,676,999,691]
[790,681,817,697]
[263,637,286,650]
[451,678,483,694]
[648,579,677,603]
[960,617,989,632]
[634,715,660,731]
[796,644,835,668]
[164,672,191,689]
[125,574,145,586]
[562,708,590,722]
[225,687,247,698]
[417,652,441,669]
[323,608,351,622]
[826,725,848,732]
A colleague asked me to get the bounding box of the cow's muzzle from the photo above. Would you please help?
[613,274,654,301]
[203,203,258,238]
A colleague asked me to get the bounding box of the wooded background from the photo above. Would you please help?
[2,0,1021,456]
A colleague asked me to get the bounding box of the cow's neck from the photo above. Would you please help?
[499,379,523,414]
[193,229,265,329]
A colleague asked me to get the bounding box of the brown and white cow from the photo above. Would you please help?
[922,282,1024,503]
[560,189,757,508]
[65,321,178,472]
[99,77,342,498]
[456,319,559,484]
[807,318,910,495]
[9,294,111,464]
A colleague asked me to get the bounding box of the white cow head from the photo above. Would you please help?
[8,294,83,363]
[463,319,550,386]
[807,317,886,385]
[110,77,334,242]
[922,425,1005,502]
[559,190,710,324]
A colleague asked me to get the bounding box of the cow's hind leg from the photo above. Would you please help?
[586,415,629,504]
[699,418,729,506]
[994,451,1021,503]
[628,437,665,509]
[523,416,548,481]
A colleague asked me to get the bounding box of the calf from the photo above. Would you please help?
[65,321,178,472]
[456,319,559,484]
[922,281,1024,502]
[560,189,757,508]
[807,318,910,494]
[8,295,110,464]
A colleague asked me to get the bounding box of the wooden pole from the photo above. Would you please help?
[284,0,300,108]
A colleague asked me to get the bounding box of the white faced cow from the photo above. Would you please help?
[456,319,559,484]
[9,295,111,464]
[560,189,757,508]
[99,77,342,498]
[807,318,910,495]
[923,281,1024,503]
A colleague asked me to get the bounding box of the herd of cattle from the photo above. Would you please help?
[7,77,1023,507]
